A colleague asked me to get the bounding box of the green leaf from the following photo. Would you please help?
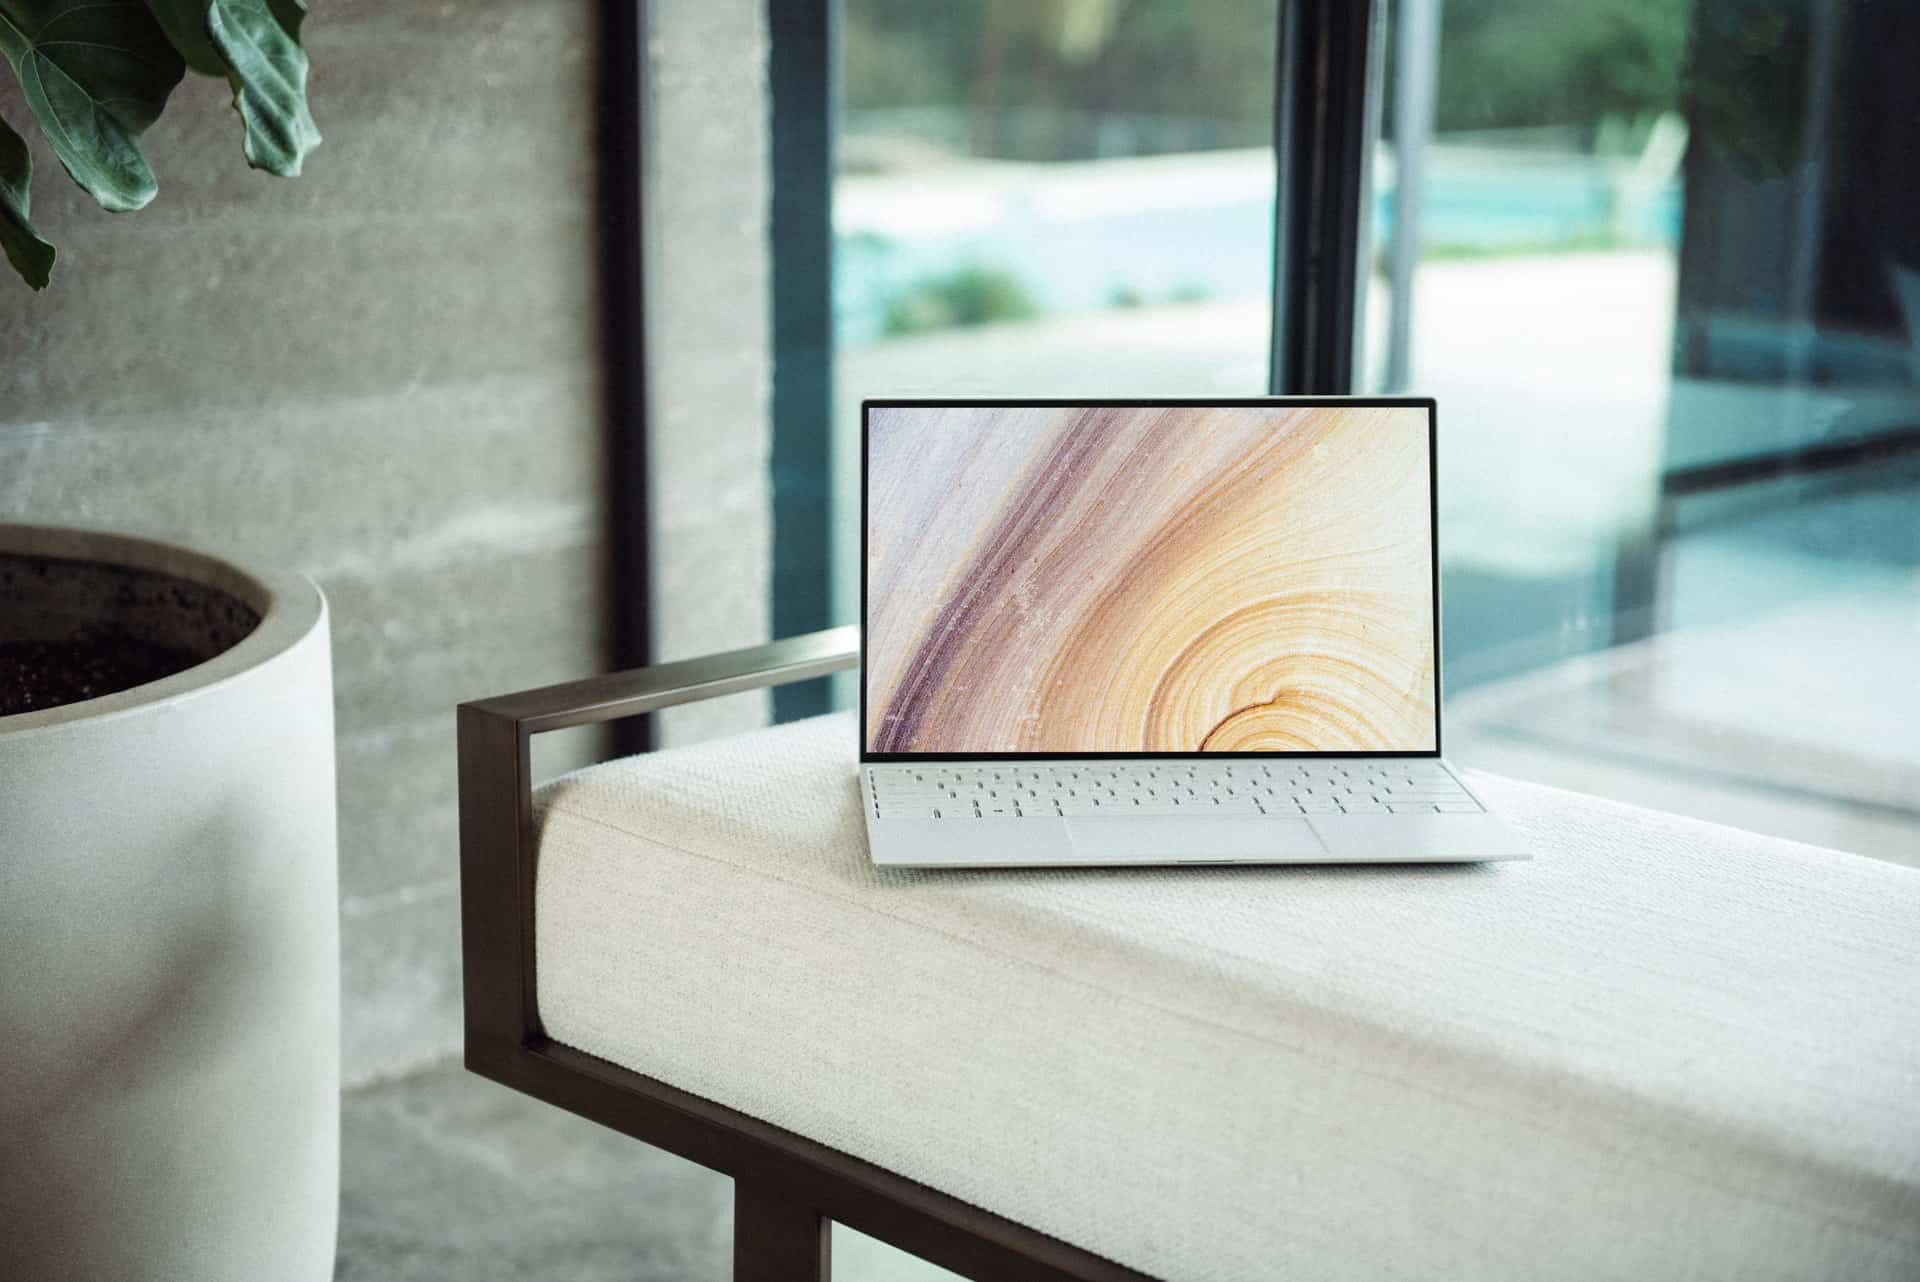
[0,111,55,288]
[143,0,226,74]
[208,0,318,176]
[142,0,318,176]
[0,0,185,211]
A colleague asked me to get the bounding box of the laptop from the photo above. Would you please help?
[858,397,1530,868]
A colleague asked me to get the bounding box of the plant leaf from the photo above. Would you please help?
[0,1,181,211]
[142,0,317,176]
[0,110,55,288]
[207,0,317,176]
[0,0,184,211]
[143,0,226,74]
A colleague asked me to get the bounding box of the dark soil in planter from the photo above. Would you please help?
[1,549,262,717]
[0,636,205,715]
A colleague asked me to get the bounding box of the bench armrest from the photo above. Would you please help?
[460,623,861,733]
[456,625,860,1053]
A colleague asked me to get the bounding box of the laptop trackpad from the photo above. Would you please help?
[1066,816,1327,861]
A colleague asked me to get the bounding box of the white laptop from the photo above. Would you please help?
[858,397,1530,868]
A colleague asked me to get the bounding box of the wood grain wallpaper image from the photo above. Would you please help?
[864,404,1437,754]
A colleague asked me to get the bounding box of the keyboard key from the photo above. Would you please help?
[876,805,947,819]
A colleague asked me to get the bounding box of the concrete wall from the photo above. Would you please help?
[646,0,774,746]
[0,0,772,1083]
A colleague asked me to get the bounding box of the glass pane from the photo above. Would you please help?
[1366,0,1920,863]
[830,0,1283,656]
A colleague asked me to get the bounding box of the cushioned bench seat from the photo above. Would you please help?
[533,712,1920,1282]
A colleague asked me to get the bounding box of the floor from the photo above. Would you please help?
[336,1060,959,1281]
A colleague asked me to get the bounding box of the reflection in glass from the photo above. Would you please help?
[1371,0,1919,862]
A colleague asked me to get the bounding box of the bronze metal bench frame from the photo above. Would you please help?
[457,625,1157,1282]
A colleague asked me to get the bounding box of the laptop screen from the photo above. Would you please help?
[862,400,1438,758]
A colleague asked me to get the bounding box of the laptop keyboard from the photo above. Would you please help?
[866,760,1482,820]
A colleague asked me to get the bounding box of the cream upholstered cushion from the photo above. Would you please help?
[534,712,1920,1281]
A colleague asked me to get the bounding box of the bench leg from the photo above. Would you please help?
[734,1179,831,1282]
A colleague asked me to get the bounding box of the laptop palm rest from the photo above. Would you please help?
[1067,816,1326,861]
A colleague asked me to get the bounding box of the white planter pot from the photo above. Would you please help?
[0,525,338,1281]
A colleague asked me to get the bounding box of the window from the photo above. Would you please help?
[1368,0,1919,861]
[828,0,1286,664]
[771,0,1919,864]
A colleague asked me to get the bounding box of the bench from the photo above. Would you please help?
[457,627,1920,1280]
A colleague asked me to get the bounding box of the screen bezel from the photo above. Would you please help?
[858,396,1442,762]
